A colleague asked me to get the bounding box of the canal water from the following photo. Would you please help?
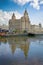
[0,36,43,65]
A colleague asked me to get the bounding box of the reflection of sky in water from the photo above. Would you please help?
[0,43,12,57]
[0,37,43,65]
[28,42,43,58]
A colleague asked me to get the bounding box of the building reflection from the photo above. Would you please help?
[8,37,30,57]
[0,38,7,44]
[20,41,30,58]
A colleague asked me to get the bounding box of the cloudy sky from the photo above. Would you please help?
[0,0,43,26]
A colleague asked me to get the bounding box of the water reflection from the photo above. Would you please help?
[0,37,43,65]
[8,37,30,58]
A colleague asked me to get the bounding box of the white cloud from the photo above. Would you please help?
[30,0,40,10]
[0,10,22,25]
[13,0,32,5]
[14,0,32,5]
[0,10,12,25]
[13,0,43,10]
[14,11,23,19]
[40,1,43,4]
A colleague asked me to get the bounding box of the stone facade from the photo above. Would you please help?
[9,10,43,34]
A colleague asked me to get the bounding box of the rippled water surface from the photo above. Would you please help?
[0,36,43,65]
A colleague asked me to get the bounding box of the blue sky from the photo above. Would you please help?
[0,0,43,26]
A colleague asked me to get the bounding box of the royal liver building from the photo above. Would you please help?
[9,10,43,34]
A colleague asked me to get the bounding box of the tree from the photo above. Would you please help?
[23,30,27,33]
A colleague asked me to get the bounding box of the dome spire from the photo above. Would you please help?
[25,8,27,13]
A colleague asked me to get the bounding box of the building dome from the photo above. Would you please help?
[24,10,28,16]
[39,23,41,27]
[12,13,16,19]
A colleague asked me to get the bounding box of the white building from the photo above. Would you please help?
[9,10,43,34]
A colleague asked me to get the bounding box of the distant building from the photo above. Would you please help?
[9,10,43,34]
[0,25,9,30]
[0,25,9,35]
